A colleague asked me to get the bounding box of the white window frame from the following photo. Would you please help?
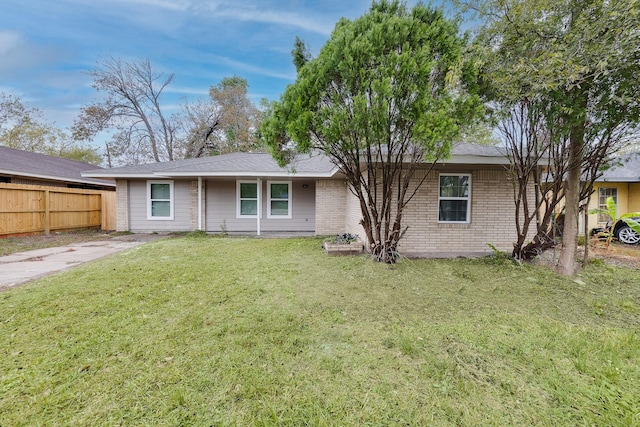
[147,180,174,220]
[438,173,471,223]
[237,180,259,219]
[597,187,618,223]
[267,181,292,219]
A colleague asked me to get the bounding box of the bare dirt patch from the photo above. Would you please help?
[0,230,114,256]
[589,240,640,270]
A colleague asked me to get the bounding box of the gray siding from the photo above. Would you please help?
[205,179,315,233]
[129,179,192,232]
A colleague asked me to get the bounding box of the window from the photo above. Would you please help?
[598,187,618,223]
[147,181,174,220]
[268,181,291,218]
[438,174,471,223]
[237,181,258,218]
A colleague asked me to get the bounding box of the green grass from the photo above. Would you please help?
[1,237,639,426]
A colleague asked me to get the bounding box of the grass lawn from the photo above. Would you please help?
[1,237,639,426]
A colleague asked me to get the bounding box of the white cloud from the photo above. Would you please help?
[210,55,296,81]
[0,30,22,56]
[164,86,210,96]
[191,1,336,35]
[0,31,66,78]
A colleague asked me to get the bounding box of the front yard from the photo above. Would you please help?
[1,237,639,425]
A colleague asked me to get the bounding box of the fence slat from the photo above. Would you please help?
[0,183,116,236]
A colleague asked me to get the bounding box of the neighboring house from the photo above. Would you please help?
[0,147,116,236]
[0,146,114,190]
[584,152,640,228]
[83,143,523,257]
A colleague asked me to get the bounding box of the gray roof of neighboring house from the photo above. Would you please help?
[82,143,510,179]
[598,153,640,182]
[0,146,115,187]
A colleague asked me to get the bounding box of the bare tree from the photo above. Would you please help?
[73,57,178,165]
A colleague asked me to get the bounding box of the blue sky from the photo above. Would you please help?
[1,0,430,131]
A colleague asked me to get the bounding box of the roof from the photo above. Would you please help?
[0,146,115,187]
[83,152,339,179]
[448,142,509,164]
[598,153,640,182]
[82,143,510,180]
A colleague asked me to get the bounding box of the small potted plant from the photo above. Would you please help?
[323,233,363,256]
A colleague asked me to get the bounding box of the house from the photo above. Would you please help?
[83,143,523,257]
[0,146,114,190]
[585,152,640,227]
[0,147,116,236]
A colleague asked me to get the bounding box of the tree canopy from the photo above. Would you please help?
[263,0,482,262]
[1,92,102,165]
[467,0,640,274]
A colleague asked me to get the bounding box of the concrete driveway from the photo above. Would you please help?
[0,234,166,291]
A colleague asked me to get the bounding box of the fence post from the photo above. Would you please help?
[44,190,50,235]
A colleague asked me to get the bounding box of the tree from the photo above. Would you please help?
[208,76,261,154]
[1,92,102,165]
[73,57,178,165]
[291,36,311,72]
[262,0,482,263]
[178,76,262,158]
[467,0,640,275]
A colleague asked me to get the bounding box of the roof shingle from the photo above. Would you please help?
[0,146,114,187]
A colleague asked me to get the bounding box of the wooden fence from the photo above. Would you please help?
[0,183,116,236]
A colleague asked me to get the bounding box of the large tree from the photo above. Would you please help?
[262,0,481,263]
[1,92,102,165]
[72,57,178,166]
[468,0,640,275]
[179,76,262,158]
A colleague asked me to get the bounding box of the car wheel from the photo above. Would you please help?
[617,225,640,245]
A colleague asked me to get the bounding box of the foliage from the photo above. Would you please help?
[262,0,482,263]
[291,36,312,72]
[590,196,640,246]
[330,233,360,244]
[72,57,179,166]
[184,230,209,239]
[1,237,639,425]
[179,76,262,159]
[466,0,640,274]
[207,76,261,155]
[73,57,262,166]
[0,92,102,165]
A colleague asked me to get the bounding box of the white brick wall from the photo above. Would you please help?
[397,168,526,256]
[315,179,347,235]
[115,179,129,232]
[315,167,533,257]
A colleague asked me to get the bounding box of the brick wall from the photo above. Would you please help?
[344,186,365,241]
[115,179,129,232]
[397,168,526,257]
[315,179,347,235]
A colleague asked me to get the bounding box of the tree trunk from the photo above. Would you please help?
[557,126,584,276]
[582,193,591,265]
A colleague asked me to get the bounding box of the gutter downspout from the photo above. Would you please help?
[198,176,203,230]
